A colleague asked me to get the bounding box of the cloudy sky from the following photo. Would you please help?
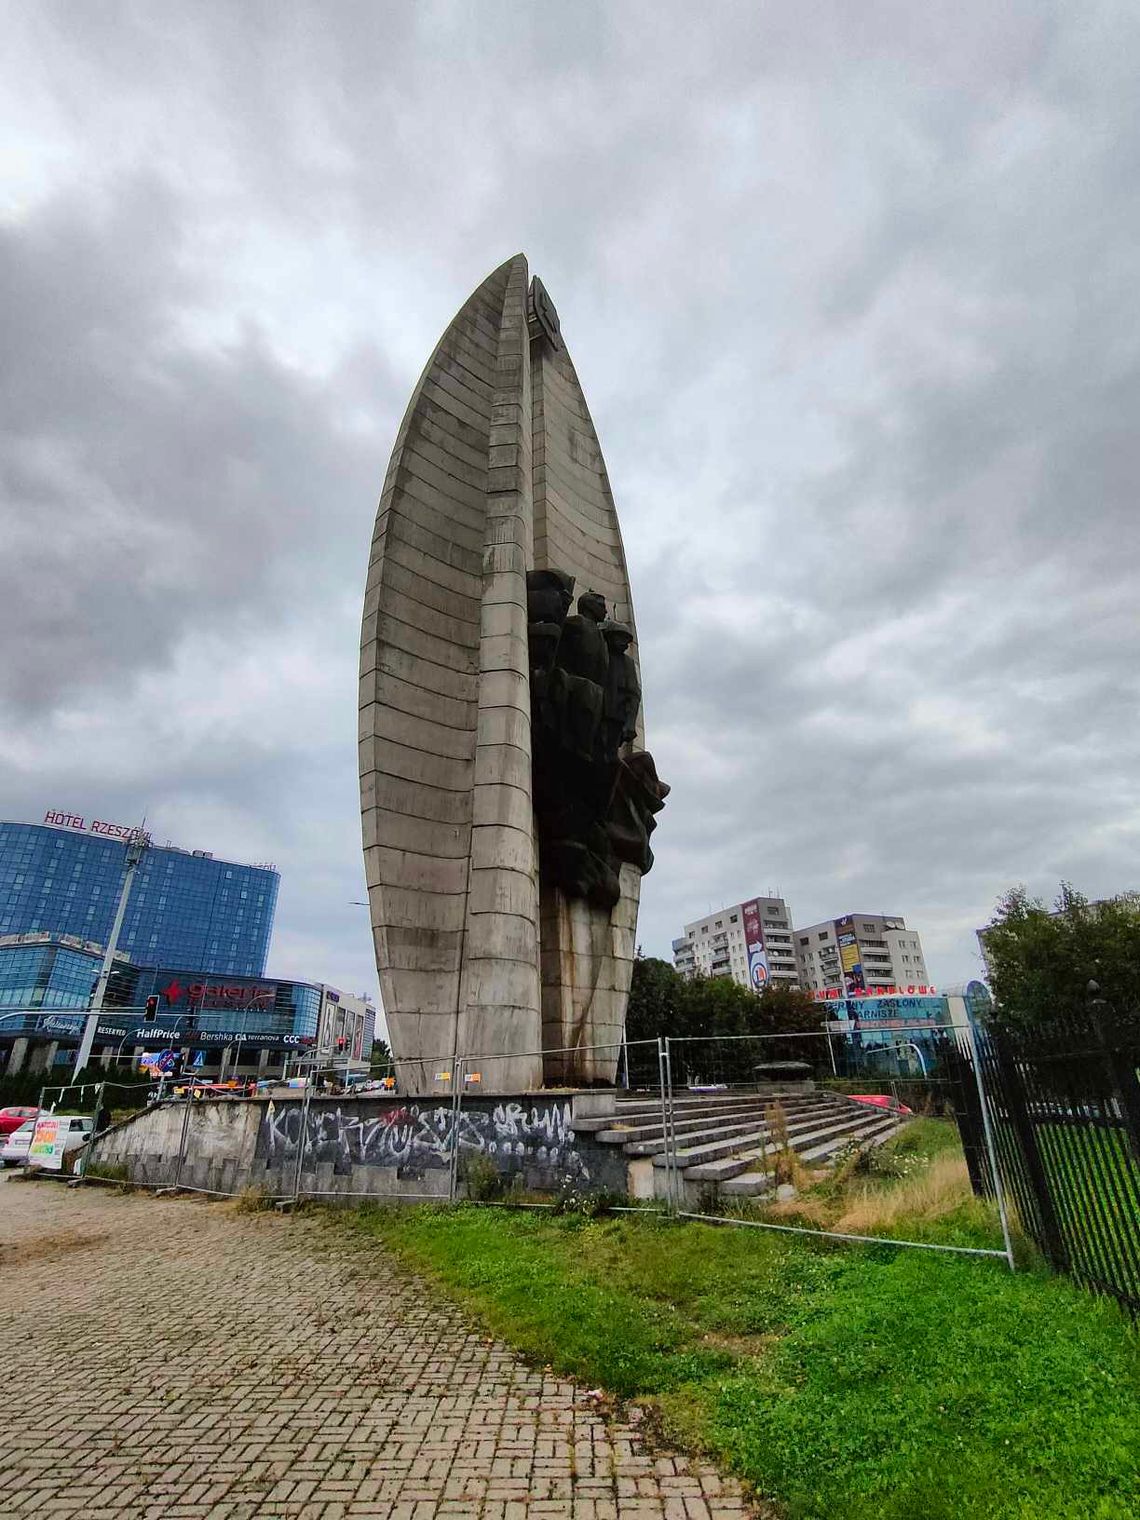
[3,1,1138,1010]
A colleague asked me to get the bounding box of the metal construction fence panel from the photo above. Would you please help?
[967,1012,1140,1315]
[658,1027,1014,1266]
[280,1038,669,1209]
[53,1016,1140,1311]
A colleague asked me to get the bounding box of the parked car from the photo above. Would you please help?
[4,1115,94,1170]
[1,1121,36,1167]
[0,1105,39,1138]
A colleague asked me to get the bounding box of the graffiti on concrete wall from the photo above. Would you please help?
[259,1099,592,1180]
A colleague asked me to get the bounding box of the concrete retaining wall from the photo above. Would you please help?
[87,1091,630,1201]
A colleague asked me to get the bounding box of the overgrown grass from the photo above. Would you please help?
[343,1199,1140,1519]
[759,1118,1002,1248]
[84,1161,130,1185]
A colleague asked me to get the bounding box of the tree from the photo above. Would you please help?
[981,883,1140,1028]
[369,1039,394,1075]
[626,954,826,1081]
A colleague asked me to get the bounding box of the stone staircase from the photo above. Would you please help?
[572,1087,902,1204]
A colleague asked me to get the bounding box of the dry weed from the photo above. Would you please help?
[836,1153,972,1234]
[762,1195,833,1227]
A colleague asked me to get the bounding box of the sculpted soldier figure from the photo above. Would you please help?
[526,572,666,910]
[607,751,671,875]
[601,620,640,761]
[525,569,575,688]
[550,590,609,766]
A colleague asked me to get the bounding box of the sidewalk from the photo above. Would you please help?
[0,1180,754,1518]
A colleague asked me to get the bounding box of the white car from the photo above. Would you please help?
[2,1115,93,1170]
[1,1121,36,1167]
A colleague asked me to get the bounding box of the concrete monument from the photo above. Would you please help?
[360,255,666,1094]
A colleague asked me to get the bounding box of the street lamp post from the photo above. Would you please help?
[74,827,149,1075]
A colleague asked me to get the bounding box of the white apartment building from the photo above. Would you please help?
[794,913,930,996]
[672,895,799,990]
[315,986,376,1072]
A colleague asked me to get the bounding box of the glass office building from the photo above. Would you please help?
[0,935,106,1011]
[0,933,331,1073]
[0,820,279,976]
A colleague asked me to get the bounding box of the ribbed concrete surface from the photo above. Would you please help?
[361,256,645,1092]
[531,332,641,1085]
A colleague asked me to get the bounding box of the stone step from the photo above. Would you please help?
[799,1113,899,1164]
[679,1108,894,1182]
[574,1103,744,1134]
[716,1117,901,1196]
[576,1091,829,1133]
[648,1103,865,1168]
[616,1102,837,1157]
[591,1096,834,1147]
[614,1084,824,1110]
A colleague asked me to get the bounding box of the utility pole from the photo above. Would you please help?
[73,826,149,1075]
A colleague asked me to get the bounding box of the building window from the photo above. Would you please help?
[817,931,828,941]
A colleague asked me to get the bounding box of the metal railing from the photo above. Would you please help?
[962,1009,1140,1314]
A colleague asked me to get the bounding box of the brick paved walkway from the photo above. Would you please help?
[0,1179,754,1518]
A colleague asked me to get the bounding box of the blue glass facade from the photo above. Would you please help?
[0,822,279,976]
[0,938,102,1011]
[0,937,321,1049]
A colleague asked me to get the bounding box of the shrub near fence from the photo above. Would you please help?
[963,1009,1140,1314]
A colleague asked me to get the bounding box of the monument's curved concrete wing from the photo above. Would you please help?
[361,255,648,1094]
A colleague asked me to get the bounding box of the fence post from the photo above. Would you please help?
[964,1023,1016,1272]
[448,1058,465,1202]
[1090,1007,1140,1167]
[941,1031,993,1199]
[75,1079,105,1181]
[655,1038,671,1210]
[994,1029,1069,1270]
[290,1084,312,1203]
[173,1087,193,1190]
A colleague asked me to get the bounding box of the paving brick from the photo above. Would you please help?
[0,1181,755,1517]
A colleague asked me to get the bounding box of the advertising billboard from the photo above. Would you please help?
[826,995,946,1030]
[835,917,865,995]
[741,899,770,992]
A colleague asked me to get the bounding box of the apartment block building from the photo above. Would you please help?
[794,913,929,996]
[672,895,799,990]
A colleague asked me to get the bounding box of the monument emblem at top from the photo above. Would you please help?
[360,255,667,1093]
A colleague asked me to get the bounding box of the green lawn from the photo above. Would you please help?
[342,1202,1140,1520]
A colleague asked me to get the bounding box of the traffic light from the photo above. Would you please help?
[144,995,160,1022]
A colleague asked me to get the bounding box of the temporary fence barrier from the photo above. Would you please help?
[26,1075,153,1180]
[657,1026,1014,1269]
[66,1030,1043,1284]
[285,1038,667,1210]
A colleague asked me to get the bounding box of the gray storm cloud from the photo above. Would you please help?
[1,1,1137,1004]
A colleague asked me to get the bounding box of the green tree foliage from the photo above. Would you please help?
[626,955,825,1081]
[981,883,1140,1028]
[369,1039,394,1075]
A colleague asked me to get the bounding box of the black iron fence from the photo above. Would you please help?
[955,1011,1140,1314]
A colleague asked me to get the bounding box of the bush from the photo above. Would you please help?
[550,1176,625,1217]
[459,1152,514,1202]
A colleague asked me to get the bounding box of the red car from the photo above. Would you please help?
[0,1106,40,1138]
